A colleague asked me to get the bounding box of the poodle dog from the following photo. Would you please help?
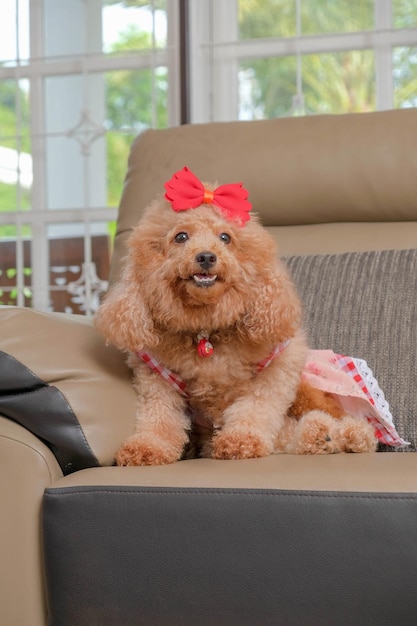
[95,166,377,465]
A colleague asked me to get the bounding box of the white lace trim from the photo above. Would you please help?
[351,357,392,423]
[348,357,410,447]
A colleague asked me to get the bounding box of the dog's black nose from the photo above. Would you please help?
[196,251,217,270]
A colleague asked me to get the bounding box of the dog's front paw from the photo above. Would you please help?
[115,434,183,466]
[211,430,272,460]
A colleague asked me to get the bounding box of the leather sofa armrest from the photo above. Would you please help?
[0,417,62,626]
[43,455,417,626]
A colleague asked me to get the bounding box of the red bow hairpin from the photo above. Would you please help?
[164,166,252,226]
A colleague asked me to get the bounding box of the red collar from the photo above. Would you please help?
[136,339,291,399]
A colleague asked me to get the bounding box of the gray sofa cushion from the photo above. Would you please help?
[285,248,417,451]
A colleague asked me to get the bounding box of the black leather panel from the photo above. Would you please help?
[43,485,417,626]
[0,349,43,392]
[0,350,99,474]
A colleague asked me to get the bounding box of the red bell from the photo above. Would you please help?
[197,337,214,357]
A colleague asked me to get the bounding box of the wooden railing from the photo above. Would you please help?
[0,235,111,313]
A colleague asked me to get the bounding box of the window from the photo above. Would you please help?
[188,0,417,122]
[0,0,180,314]
[1,0,416,315]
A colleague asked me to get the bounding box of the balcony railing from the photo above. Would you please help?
[0,235,110,314]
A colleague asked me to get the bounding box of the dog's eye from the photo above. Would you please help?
[219,232,231,244]
[174,232,189,243]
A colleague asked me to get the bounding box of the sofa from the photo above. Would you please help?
[1,108,417,626]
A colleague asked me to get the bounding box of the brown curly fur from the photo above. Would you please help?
[95,192,376,465]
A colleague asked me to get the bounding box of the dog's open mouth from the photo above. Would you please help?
[192,273,218,287]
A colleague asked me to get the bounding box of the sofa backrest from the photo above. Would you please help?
[111,108,417,284]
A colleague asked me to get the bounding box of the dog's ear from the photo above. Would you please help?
[94,272,158,353]
[238,263,302,344]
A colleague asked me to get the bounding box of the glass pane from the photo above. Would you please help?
[238,0,374,39]
[48,222,111,314]
[44,67,168,210]
[103,0,168,53]
[239,49,376,119]
[238,0,296,39]
[104,66,168,204]
[302,50,376,114]
[44,73,106,211]
[0,0,30,65]
[0,224,32,307]
[393,47,417,108]
[239,57,297,119]
[0,79,30,143]
[0,79,31,145]
[0,79,31,212]
[43,0,102,59]
[0,163,31,213]
[301,0,374,35]
[45,134,106,211]
[393,0,417,28]
[106,131,134,206]
[104,67,168,132]
[43,1,168,59]
[44,75,100,135]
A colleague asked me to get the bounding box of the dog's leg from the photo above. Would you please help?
[211,341,307,460]
[288,380,345,419]
[282,381,377,454]
[283,410,377,454]
[283,410,342,454]
[280,381,346,454]
[332,415,377,453]
[115,366,190,466]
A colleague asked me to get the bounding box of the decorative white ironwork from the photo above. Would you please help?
[66,261,108,315]
[66,109,106,157]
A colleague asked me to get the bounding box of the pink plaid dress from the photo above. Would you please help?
[302,350,408,448]
[135,346,408,448]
